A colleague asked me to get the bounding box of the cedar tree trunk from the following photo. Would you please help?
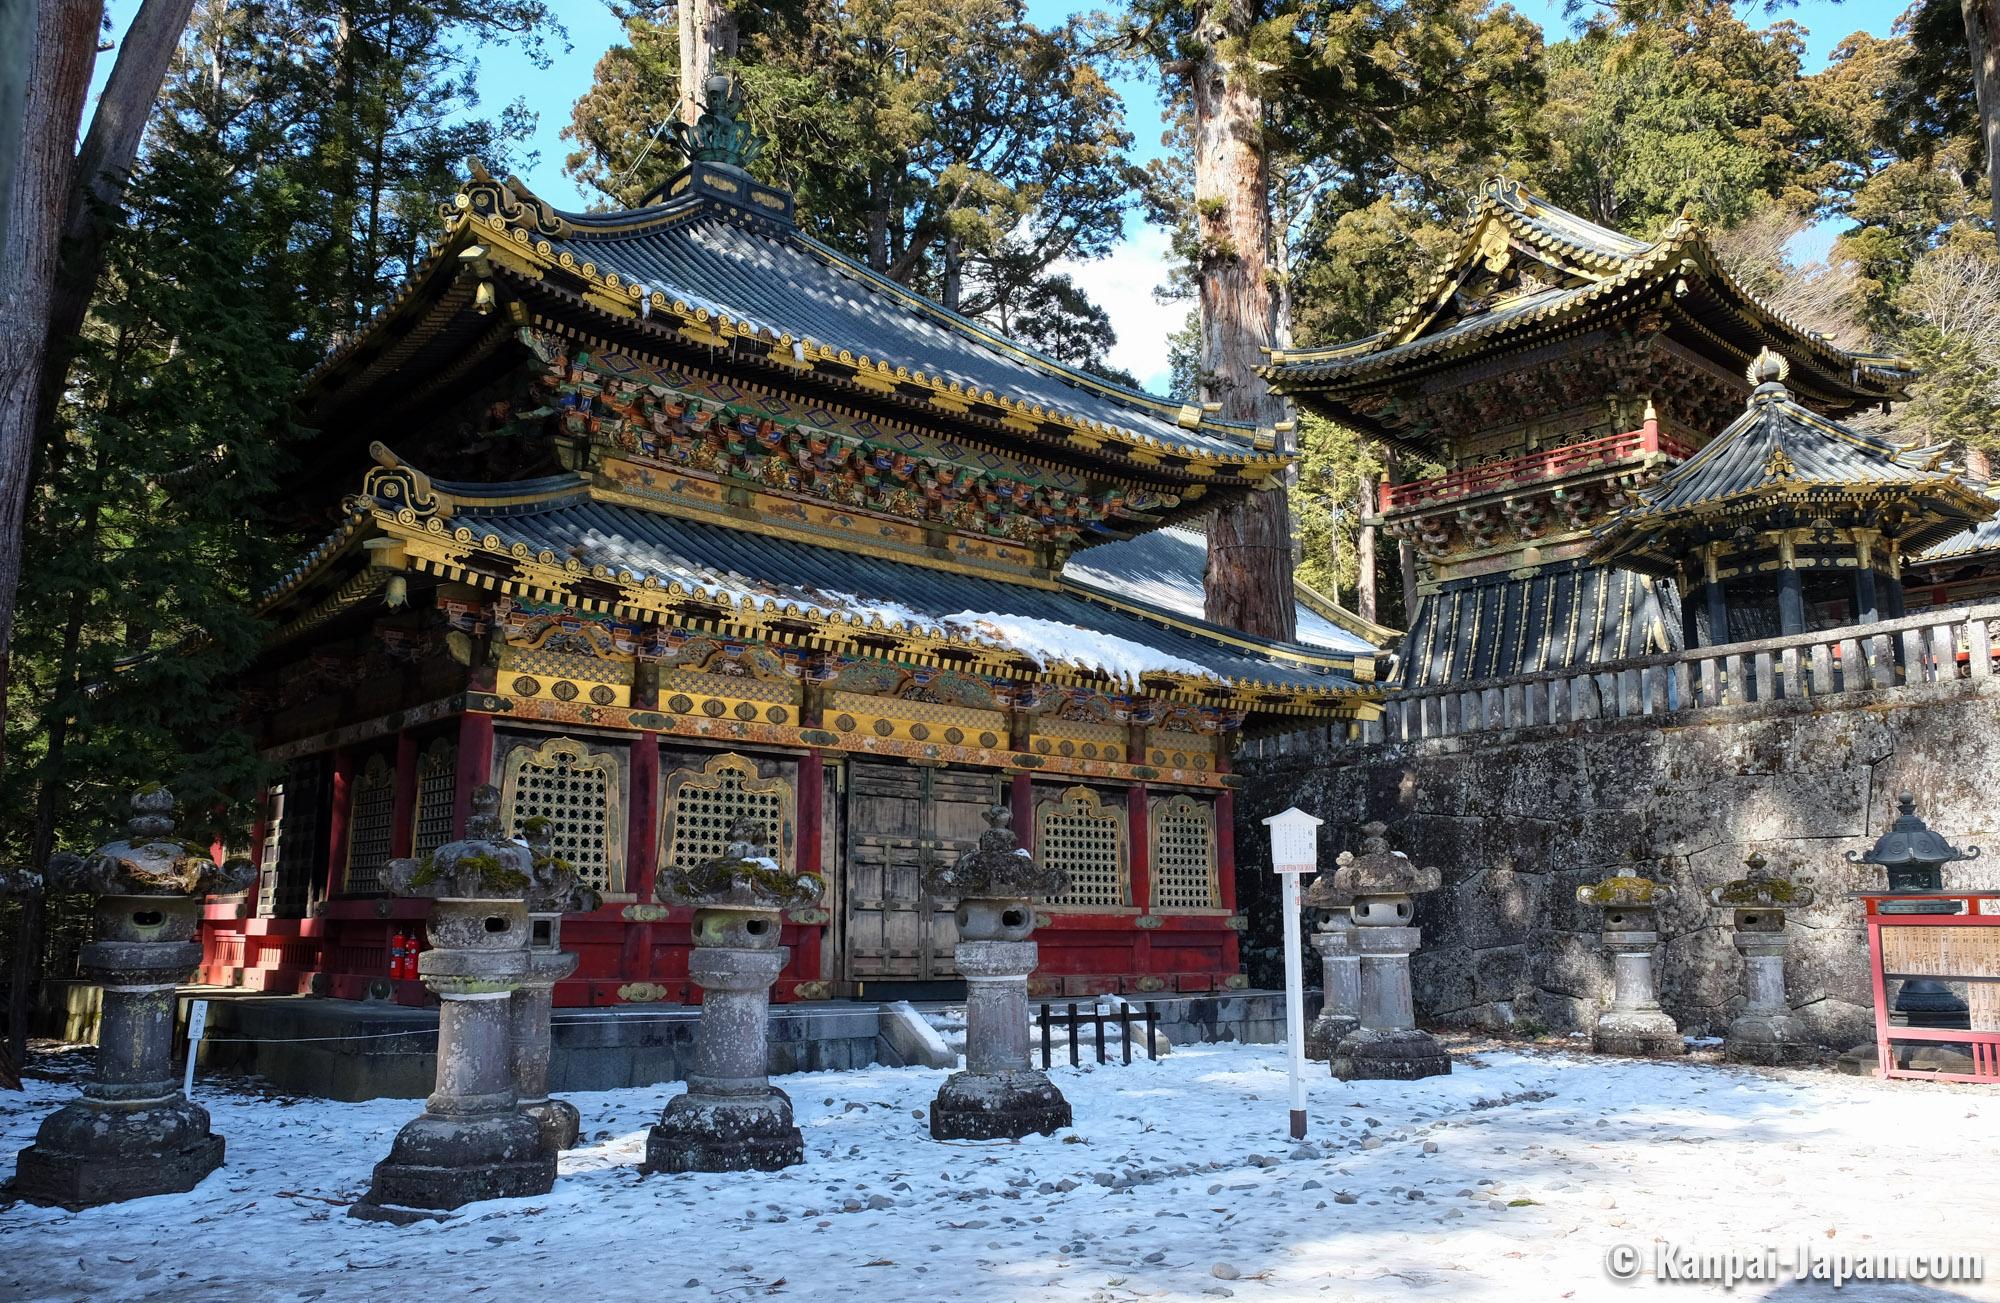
[1189,1,1295,640]
[679,0,739,124]
[1965,0,2000,243]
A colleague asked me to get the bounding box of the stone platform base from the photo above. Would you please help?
[1836,1041,1976,1076]
[931,1069,1071,1140]
[350,1152,557,1224]
[350,1109,555,1219]
[1305,1012,1357,1062]
[1330,1028,1452,1081]
[1592,1011,1685,1058]
[1724,1016,1819,1067]
[522,1098,580,1154]
[127,989,1296,1102]
[11,1132,224,1209]
[645,1090,803,1173]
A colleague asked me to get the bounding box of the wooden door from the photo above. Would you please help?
[842,762,998,981]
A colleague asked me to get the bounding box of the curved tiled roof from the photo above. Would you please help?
[1592,360,1997,570]
[1059,526,1380,655]
[420,492,1363,695]
[1265,177,1912,397]
[1640,382,1942,514]
[448,162,1281,471]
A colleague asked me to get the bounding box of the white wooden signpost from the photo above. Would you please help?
[183,998,210,1096]
[1261,807,1323,1140]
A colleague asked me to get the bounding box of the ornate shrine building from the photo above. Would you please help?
[1264,178,1914,689]
[1591,349,1995,644]
[199,111,1381,1008]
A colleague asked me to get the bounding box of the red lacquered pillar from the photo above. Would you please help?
[1127,783,1152,983]
[628,731,661,902]
[451,712,496,836]
[323,749,355,901]
[1010,772,1035,855]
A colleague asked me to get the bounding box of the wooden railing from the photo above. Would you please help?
[1378,425,1694,514]
[1246,601,2000,758]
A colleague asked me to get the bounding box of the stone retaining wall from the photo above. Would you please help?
[33,989,1295,1101]
[1236,676,2000,1048]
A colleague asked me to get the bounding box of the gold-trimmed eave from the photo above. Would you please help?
[1590,476,2000,575]
[1268,224,1910,405]
[1263,244,1682,403]
[456,200,1294,480]
[1372,195,1653,348]
[304,508,1378,717]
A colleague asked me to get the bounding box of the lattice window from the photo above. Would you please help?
[1039,786,1127,909]
[501,737,625,892]
[1150,794,1219,911]
[663,752,794,876]
[343,755,396,894]
[412,738,457,858]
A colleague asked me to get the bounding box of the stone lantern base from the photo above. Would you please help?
[1330,1027,1451,1082]
[1723,1012,1817,1067]
[13,1095,224,1209]
[352,1110,556,1223]
[646,1089,803,1173]
[931,1069,1072,1141]
[1591,1009,1686,1058]
[1305,1014,1355,1064]
[522,1096,582,1156]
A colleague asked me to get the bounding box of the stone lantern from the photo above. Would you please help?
[12,788,255,1208]
[513,819,602,1155]
[921,805,1072,1140]
[1574,874,1684,1057]
[1846,793,1976,1030]
[1301,874,1359,1061]
[645,816,823,1173]
[1327,822,1450,1081]
[1706,854,1817,1065]
[351,785,552,1222]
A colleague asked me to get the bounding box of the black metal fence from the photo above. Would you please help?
[1034,1001,1160,1068]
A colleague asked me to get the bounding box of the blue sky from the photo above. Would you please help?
[99,0,1906,390]
[478,0,1901,389]
[490,0,1901,206]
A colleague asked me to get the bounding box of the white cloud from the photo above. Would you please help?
[1053,221,1184,395]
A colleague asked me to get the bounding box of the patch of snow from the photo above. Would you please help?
[2,1043,1990,1301]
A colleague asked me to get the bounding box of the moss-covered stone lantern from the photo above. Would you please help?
[1301,873,1359,1061]
[1327,822,1451,1081]
[1707,854,1818,1065]
[644,816,823,1172]
[1574,874,1684,1057]
[11,788,255,1208]
[351,785,551,1222]
[921,805,1073,1140]
[513,818,602,1154]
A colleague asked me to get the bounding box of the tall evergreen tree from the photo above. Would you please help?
[1120,0,1544,635]
[563,0,1140,340]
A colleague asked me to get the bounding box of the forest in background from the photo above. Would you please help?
[0,0,1995,1057]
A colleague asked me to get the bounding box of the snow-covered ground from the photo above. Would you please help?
[2,1040,1994,1302]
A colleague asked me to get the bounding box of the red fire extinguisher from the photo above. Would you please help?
[388,932,407,980]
